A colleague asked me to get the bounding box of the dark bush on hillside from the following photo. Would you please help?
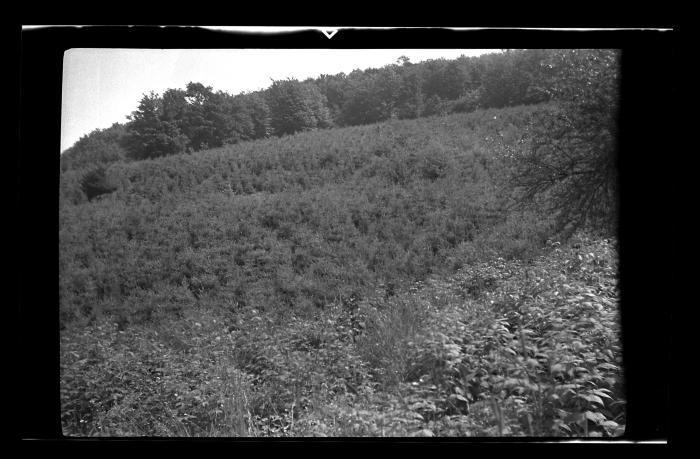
[450,89,483,114]
[80,166,116,201]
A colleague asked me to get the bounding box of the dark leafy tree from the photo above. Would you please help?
[267,79,333,136]
[480,52,529,108]
[420,59,470,109]
[60,123,128,172]
[422,95,449,117]
[465,55,488,91]
[180,82,220,151]
[244,91,272,140]
[421,59,447,100]
[207,90,244,147]
[394,64,424,120]
[450,88,483,114]
[158,83,237,151]
[515,49,553,105]
[479,50,552,109]
[339,68,400,125]
[434,60,467,100]
[339,76,381,126]
[220,94,252,144]
[501,49,620,237]
[161,88,189,125]
[123,92,189,160]
[225,91,271,142]
[372,66,402,119]
[313,73,349,125]
[397,55,411,66]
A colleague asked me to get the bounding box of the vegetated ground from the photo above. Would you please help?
[61,233,622,437]
[59,105,623,437]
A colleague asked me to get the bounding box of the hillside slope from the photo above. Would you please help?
[59,104,558,326]
[59,101,623,438]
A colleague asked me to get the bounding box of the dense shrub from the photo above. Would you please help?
[61,234,622,437]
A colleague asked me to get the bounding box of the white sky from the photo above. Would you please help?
[61,48,501,152]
